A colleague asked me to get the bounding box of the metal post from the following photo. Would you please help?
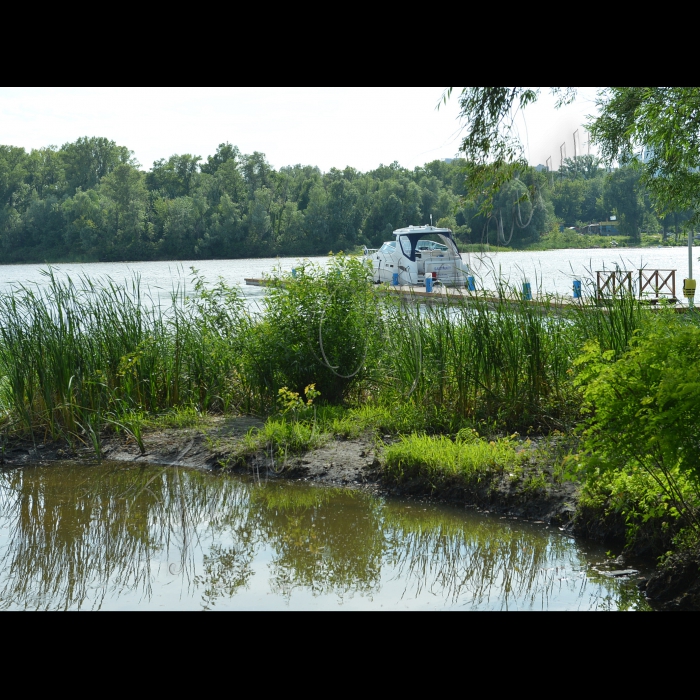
[690,230,695,310]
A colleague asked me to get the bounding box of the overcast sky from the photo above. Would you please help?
[0,87,600,172]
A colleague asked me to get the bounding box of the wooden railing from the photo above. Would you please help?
[639,269,677,301]
[596,269,678,302]
[597,271,633,299]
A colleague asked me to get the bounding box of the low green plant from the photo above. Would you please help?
[383,430,524,488]
[244,418,327,457]
[577,465,695,554]
[144,407,206,431]
[314,403,470,440]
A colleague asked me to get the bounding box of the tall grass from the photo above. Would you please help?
[381,281,579,432]
[0,262,651,452]
[0,270,250,446]
[569,294,645,359]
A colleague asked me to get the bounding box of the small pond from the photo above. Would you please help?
[0,463,649,611]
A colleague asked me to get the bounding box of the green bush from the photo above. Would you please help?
[246,255,381,407]
[575,312,700,531]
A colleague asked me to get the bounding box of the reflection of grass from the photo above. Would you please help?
[251,482,347,514]
[383,432,524,488]
[0,463,646,611]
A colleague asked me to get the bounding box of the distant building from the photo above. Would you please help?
[587,220,620,236]
[535,164,548,172]
[443,158,455,164]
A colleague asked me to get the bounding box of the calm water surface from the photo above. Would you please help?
[0,247,698,304]
[0,462,648,611]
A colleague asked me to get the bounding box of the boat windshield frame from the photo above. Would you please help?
[393,230,461,262]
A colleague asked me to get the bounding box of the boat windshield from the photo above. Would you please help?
[416,240,449,252]
[379,242,397,254]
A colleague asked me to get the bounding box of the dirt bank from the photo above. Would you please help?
[2,418,579,525]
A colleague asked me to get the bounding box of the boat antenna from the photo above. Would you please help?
[430,214,433,227]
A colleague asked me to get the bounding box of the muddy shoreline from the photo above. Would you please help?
[2,417,697,611]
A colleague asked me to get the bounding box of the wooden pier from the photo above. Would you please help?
[245,279,584,310]
[244,275,692,313]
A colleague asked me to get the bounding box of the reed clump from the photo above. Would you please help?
[0,269,251,448]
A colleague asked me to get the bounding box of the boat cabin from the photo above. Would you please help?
[365,226,469,287]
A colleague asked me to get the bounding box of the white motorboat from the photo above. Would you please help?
[364,226,469,287]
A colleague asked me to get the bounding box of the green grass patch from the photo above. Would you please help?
[314,404,471,440]
[244,417,327,456]
[383,431,524,489]
[458,243,513,254]
[526,231,633,251]
[142,407,207,431]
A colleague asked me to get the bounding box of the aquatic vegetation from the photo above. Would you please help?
[0,269,252,447]
[381,280,580,432]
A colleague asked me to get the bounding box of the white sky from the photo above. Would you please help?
[0,87,599,173]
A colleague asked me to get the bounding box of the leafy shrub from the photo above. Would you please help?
[575,312,700,531]
[246,255,380,407]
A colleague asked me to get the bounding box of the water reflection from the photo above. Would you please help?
[0,463,648,611]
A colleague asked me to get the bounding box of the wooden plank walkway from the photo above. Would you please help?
[245,279,580,309]
[244,278,693,313]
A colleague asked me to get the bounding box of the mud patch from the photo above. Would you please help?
[249,437,383,493]
[102,416,265,470]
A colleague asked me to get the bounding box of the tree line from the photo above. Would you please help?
[0,137,691,264]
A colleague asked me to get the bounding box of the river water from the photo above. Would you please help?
[0,247,698,305]
[0,462,648,611]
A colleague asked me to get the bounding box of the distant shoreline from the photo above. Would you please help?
[3,244,698,267]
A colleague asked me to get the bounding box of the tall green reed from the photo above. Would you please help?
[0,269,250,447]
[380,279,579,432]
[0,262,655,449]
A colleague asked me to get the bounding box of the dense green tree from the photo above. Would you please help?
[61,137,134,194]
[0,146,28,208]
[147,154,202,199]
[63,189,108,257]
[0,134,675,265]
[605,167,645,242]
[200,143,241,176]
[101,164,149,256]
